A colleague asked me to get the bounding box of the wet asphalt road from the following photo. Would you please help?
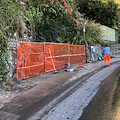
[79,66,120,120]
[27,63,120,120]
[0,61,120,120]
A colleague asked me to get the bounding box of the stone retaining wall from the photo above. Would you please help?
[110,43,120,58]
[8,42,120,81]
[90,43,120,62]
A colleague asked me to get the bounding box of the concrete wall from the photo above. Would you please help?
[90,43,120,62]
[90,44,103,62]
[8,17,32,81]
[110,43,120,58]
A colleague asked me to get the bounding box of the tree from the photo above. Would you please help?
[77,0,119,28]
[0,0,104,86]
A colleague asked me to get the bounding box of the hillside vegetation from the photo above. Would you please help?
[0,0,119,88]
[77,0,119,29]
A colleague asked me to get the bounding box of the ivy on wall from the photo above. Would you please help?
[0,0,34,88]
[0,0,17,88]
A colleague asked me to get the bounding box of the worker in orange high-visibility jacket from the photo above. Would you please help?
[102,44,110,67]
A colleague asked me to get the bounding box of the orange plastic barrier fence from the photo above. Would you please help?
[70,45,85,66]
[16,42,85,81]
[53,43,69,69]
[16,42,44,80]
[44,43,55,72]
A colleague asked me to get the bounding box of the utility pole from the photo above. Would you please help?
[83,21,87,40]
[83,20,89,63]
[76,9,78,44]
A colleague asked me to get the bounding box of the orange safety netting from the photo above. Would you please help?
[16,42,44,80]
[70,45,85,66]
[44,43,55,72]
[16,42,85,81]
[53,43,69,70]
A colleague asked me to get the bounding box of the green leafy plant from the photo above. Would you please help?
[0,0,34,88]
[0,0,104,88]
[77,0,119,28]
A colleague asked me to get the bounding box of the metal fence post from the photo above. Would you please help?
[68,43,70,65]
[43,42,46,73]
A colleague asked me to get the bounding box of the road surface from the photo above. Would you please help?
[27,62,120,120]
